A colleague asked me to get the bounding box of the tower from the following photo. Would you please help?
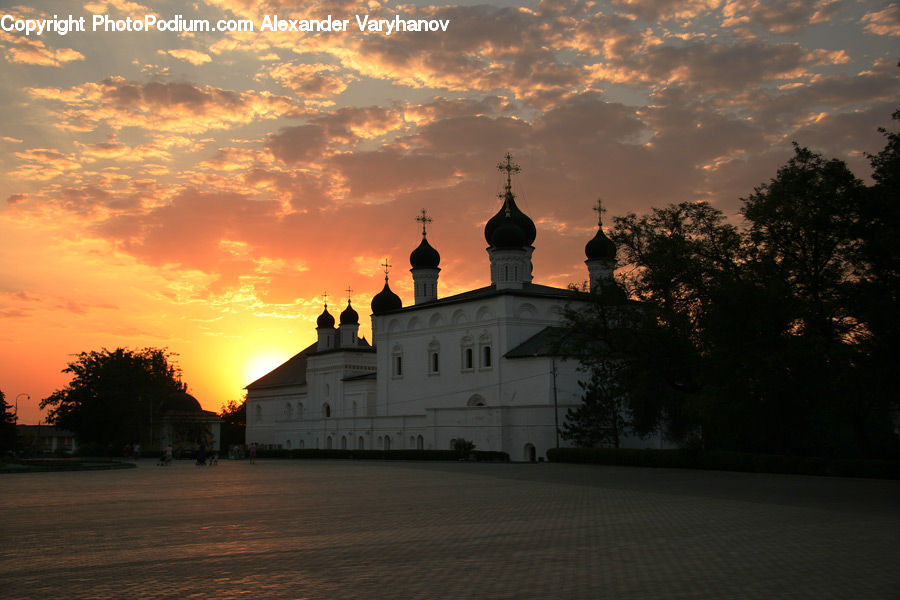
[316,294,336,351]
[485,153,536,289]
[370,258,402,341]
[409,209,440,304]
[338,287,360,347]
[585,199,617,293]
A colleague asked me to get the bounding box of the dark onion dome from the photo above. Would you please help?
[161,390,202,413]
[585,226,617,261]
[490,213,527,249]
[371,279,402,314]
[484,191,536,247]
[409,236,440,269]
[339,300,359,325]
[316,305,335,328]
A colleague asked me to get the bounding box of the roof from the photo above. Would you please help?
[505,326,569,358]
[245,342,317,390]
[380,282,586,315]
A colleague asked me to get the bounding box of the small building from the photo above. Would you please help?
[16,425,78,455]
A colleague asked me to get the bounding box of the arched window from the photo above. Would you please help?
[392,344,403,377]
[322,403,331,418]
[326,436,333,449]
[482,345,492,367]
[284,402,293,420]
[358,436,365,450]
[341,436,347,450]
[384,435,391,451]
[297,402,304,420]
[428,339,440,375]
[467,394,486,407]
[416,435,424,450]
[299,440,305,449]
[255,404,263,423]
[285,439,292,449]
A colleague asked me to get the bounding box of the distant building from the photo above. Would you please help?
[245,156,662,460]
[16,425,77,454]
[155,391,222,452]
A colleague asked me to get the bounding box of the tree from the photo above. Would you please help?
[40,348,186,450]
[219,398,246,447]
[1,388,16,453]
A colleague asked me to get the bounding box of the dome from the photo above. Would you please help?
[371,279,402,314]
[316,305,335,328]
[490,214,527,249]
[339,301,359,325]
[585,227,617,261]
[161,390,202,413]
[410,236,440,269]
[484,192,536,247]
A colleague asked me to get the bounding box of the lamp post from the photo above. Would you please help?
[14,393,29,454]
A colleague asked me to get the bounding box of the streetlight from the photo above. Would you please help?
[14,393,29,454]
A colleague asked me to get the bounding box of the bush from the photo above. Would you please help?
[254,448,509,462]
[546,447,900,479]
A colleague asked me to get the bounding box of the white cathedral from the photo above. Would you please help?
[245,156,639,461]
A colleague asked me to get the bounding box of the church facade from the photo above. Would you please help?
[245,157,634,461]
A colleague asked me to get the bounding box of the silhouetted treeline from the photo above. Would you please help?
[564,110,899,459]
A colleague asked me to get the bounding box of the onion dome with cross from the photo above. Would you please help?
[371,259,403,315]
[409,208,441,269]
[484,153,536,248]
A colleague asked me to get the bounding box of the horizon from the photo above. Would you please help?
[1,0,898,424]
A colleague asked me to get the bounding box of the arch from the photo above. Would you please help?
[524,443,536,463]
[341,435,347,450]
[407,316,422,331]
[451,309,468,324]
[326,436,333,449]
[297,402,304,420]
[322,403,331,418]
[475,305,494,322]
[428,312,445,328]
[467,394,486,407]
[384,435,391,450]
[449,438,457,449]
[387,318,401,333]
[358,436,365,450]
[515,302,537,318]
[416,435,424,450]
[299,439,305,449]
[284,402,293,420]
[285,439,292,449]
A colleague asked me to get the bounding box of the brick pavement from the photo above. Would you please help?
[1,460,897,599]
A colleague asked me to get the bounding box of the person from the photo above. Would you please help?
[209,453,218,466]
[132,443,141,460]
[196,442,207,466]
[249,442,257,464]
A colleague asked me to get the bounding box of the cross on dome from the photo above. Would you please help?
[497,152,521,195]
[416,208,432,236]
[345,285,352,302]
[322,290,328,307]
[593,198,606,226]
[381,258,392,278]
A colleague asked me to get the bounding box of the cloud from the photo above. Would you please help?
[11,148,81,181]
[265,62,354,98]
[0,32,84,67]
[163,49,213,65]
[862,5,900,36]
[28,77,301,133]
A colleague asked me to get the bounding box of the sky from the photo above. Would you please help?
[1,0,897,424]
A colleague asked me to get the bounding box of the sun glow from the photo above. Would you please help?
[245,352,290,386]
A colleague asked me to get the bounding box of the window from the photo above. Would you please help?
[255,404,263,423]
[393,355,403,376]
[341,436,347,450]
[326,436,333,449]
[428,339,440,375]
[297,402,304,420]
[384,435,391,450]
[323,403,331,418]
[482,345,492,368]
[464,348,473,369]
[358,436,365,450]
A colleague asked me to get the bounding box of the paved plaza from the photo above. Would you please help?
[1,460,898,599]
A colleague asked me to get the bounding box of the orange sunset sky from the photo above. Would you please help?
[1,0,898,424]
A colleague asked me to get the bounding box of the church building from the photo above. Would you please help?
[244,155,629,461]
